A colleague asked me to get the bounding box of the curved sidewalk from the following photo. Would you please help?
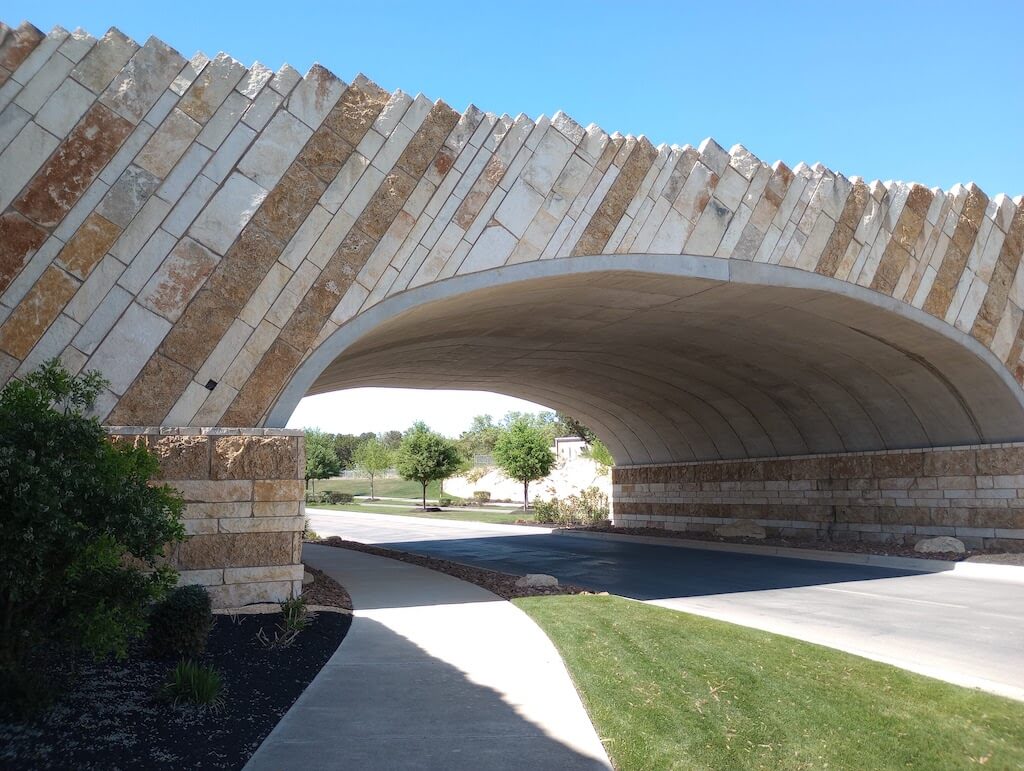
[245,544,610,770]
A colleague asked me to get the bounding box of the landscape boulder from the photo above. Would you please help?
[714,521,767,539]
[914,536,966,554]
[515,573,559,588]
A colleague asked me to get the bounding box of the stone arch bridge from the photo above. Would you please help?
[2,21,1023,603]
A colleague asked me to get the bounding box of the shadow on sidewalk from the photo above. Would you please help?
[245,614,609,770]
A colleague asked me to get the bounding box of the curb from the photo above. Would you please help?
[553,529,1024,583]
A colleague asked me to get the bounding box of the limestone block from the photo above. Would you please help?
[976,447,1024,476]
[71,28,138,94]
[188,172,267,254]
[176,568,224,586]
[175,530,291,570]
[236,61,273,99]
[223,564,304,584]
[15,103,133,227]
[136,108,201,178]
[185,502,252,519]
[140,237,218,321]
[203,121,257,183]
[99,36,184,123]
[219,515,305,533]
[0,212,48,293]
[714,521,767,539]
[212,435,298,480]
[236,109,312,190]
[241,84,282,131]
[253,500,302,517]
[197,90,248,150]
[913,535,966,554]
[166,479,253,503]
[34,77,94,138]
[208,579,293,608]
[288,64,345,130]
[0,265,79,359]
[184,518,218,535]
[254,479,306,502]
[150,434,210,479]
[97,164,161,227]
[0,122,60,213]
[86,301,171,393]
[13,48,75,115]
[178,52,245,123]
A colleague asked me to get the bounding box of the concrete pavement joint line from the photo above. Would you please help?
[812,586,968,609]
[553,529,1024,584]
[245,544,611,770]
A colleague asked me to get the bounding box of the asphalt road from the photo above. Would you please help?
[307,509,1024,700]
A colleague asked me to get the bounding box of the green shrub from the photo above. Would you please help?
[324,491,353,504]
[148,585,213,659]
[532,487,610,526]
[163,659,223,710]
[303,516,320,540]
[439,496,454,506]
[0,360,184,713]
[472,490,491,503]
[255,597,313,649]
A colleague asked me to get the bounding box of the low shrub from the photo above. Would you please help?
[438,496,454,506]
[163,659,223,710]
[472,490,491,503]
[148,585,213,659]
[303,517,319,541]
[532,487,610,526]
[256,597,313,649]
[324,491,353,504]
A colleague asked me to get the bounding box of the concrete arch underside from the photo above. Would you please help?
[273,255,1024,466]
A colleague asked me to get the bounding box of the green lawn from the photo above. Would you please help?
[514,594,1024,771]
[308,501,528,525]
[309,477,476,502]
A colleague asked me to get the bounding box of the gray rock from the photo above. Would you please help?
[914,536,966,554]
[515,573,559,588]
[302,570,314,586]
[714,520,767,539]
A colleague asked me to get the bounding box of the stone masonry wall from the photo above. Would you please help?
[613,443,1024,549]
[1,20,1023,433]
[108,426,305,607]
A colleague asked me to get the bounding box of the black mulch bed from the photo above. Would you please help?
[317,535,595,599]
[560,523,1024,564]
[0,610,351,770]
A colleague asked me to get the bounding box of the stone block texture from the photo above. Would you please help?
[108,426,305,607]
[3,20,1024,542]
[614,444,1024,547]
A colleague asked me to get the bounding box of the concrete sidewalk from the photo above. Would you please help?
[245,544,610,770]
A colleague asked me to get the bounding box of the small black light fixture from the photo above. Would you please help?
[205,379,218,391]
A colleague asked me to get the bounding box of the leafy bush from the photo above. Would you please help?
[148,584,213,659]
[163,659,223,710]
[303,517,320,541]
[0,360,184,713]
[472,490,491,503]
[438,496,454,506]
[532,487,610,526]
[324,491,353,504]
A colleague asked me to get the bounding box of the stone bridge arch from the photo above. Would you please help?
[2,20,1024,603]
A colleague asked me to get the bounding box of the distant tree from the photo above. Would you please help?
[582,438,614,473]
[352,437,393,500]
[305,429,340,492]
[380,430,403,450]
[556,412,597,444]
[458,414,503,457]
[331,433,361,469]
[395,422,463,510]
[493,418,556,511]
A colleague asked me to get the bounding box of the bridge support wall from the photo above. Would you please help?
[108,426,306,607]
[613,444,1024,549]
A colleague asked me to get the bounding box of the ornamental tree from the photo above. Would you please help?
[493,418,556,511]
[0,360,184,713]
[395,422,463,510]
[352,437,393,500]
[304,428,340,492]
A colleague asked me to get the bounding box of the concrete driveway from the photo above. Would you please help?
[307,509,1024,700]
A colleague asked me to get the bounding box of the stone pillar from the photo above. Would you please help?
[108,427,306,608]
[613,444,1024,550]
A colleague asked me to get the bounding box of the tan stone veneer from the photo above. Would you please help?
[107,426,305,607]
[614,444,1024,548]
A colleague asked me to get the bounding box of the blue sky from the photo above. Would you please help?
[7,1,1022,435]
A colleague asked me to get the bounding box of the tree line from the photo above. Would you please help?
[304,410,614,510]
